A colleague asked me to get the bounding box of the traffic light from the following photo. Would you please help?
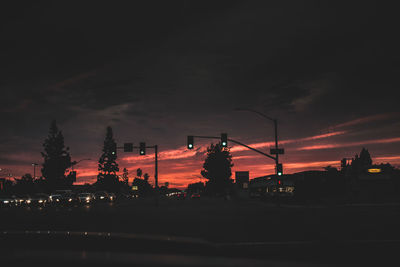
[111,143,117,156]
[139,142,146,155]
[276,163,283,176]
[221,133,228,147]
[187,136,194,149]
[124,143,133,152]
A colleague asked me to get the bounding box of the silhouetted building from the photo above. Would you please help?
[235,171,249,189]
[249,174,295,198]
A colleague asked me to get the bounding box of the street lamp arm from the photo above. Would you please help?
[234,108,275,122]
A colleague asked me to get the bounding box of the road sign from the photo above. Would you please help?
[270,148,284,155]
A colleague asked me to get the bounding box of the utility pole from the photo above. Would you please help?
[154,144,159,206]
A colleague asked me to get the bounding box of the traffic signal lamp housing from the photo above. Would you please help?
[276,163,283,176]
[221,133,228,147]
[187,136,194,149]
[111,143,117,156]
[139,142,146,155]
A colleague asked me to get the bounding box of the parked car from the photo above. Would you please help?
[26,193,49,207]
[60,193,78,206]
[11,195,25,206]
[108,193,116,202]
[0,195,15,207]
[77,193,95,204]
[176,192,186,200]
[49,193,62,204]
[191,193,201,199]
[94,191,110,202]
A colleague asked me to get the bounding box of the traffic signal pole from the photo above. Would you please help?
[274,119,280,207]
[190,126,283,206]
[120,143,159,206]
[154,144,159,206]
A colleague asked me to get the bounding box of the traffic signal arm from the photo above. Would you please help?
[228,138,276,160]
[189,135,277,160]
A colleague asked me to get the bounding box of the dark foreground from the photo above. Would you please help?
[1,198,400,266]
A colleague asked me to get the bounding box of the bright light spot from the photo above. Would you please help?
[368,168,382,173]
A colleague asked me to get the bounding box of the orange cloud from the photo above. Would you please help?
[297,137,400,151]
[328,112,400,130]
[230,130,346,152]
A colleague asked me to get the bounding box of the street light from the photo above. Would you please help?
[235,107,282,205]
[32,163,39,179]
[234,107,280,169]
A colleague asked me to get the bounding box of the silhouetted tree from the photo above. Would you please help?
[132,177,153,197]
[14,173,35,194]
[136,168,142,179]
[97,126,119,192]
[201,143,233,195]
[143,173,149,181]
[122,168,129,184]
[351,148,372,173]
[41,120,73,190]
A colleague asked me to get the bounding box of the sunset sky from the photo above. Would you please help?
[1,1,400,188]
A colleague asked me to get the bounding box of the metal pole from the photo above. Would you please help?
[155,145,159,206]
[33,165,36,179]
[274,119,280,207]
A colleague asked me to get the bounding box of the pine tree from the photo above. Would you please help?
[41,120,73,189]
[98,126,119,188]
[201,143,233,195]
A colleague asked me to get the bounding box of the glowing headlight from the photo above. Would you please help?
[26,200,31,204]
[110,197,113,200]
[86,197,90,201]
[68,198,72,202]
[100,196,104,199]
[56,199,59,202]
[38,200,43,203]
[3,200,9,204]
